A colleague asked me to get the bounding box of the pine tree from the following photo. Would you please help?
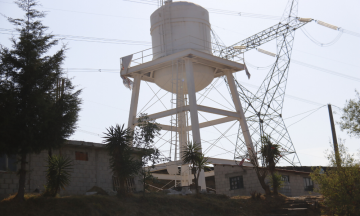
[0,0,81,201]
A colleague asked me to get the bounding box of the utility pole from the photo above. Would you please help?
[327,104,341,166]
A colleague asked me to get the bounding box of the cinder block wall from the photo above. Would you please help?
[0,141,144,198]
[0,172,18,197]
[214,165,263,197]
[214,164,319,197]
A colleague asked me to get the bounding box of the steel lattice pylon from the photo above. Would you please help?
[215,0,303,166]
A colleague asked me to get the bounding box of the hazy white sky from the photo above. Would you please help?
[1,0,359,166]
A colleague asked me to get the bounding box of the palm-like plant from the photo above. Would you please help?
[182,142,209,194]
[103,124,141,195]
[45,155,73,197]
[260,135,282,194]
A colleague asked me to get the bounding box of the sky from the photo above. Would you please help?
[0,0,359,166]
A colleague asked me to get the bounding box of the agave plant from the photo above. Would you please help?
[182,142,209,194]
[103,124,141,195]
[45,155,73,197]
[260,135,282,194]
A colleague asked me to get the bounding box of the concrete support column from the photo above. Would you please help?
[127,74,142,130]
[225,71,255,158]
[184,57,206,190]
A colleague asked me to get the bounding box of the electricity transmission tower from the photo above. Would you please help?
[215,0,309,166]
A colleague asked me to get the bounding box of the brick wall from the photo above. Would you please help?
[214,164,319,197]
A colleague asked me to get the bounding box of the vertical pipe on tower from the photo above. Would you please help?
[184,57,201,145]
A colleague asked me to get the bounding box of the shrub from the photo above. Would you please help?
[310,142,360,216]
[44,155,73,197]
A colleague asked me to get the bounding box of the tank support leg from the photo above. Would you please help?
[128,74,142,130]
[225,71,256,160]
[184,57,206,190]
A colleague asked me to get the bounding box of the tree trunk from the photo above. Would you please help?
[254,167,271,195]
[118,178,126,195]
[194,172,199,194]
[272,173,278,195]
[269,158,277,195]
[143,174,146,196]
[14,153,27,202]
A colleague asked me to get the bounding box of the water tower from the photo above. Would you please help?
[120,0,255,190]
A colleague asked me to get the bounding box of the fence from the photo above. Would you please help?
[112,176,136,193]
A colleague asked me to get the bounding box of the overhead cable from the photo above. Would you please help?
[0,28,151,46]
[78,129,101,137]
[255,48,360,82]
[292,59,360,82]
[283,105,326,120]
[287,105,326,128]
[239,81,329,106]
[244,61,274,70]
[341,29,360,38]
[122,0,282,20]
[300,27,343,47]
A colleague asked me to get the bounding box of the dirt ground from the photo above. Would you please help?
[0,193,323,216]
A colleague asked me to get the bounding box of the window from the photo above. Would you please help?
[281,175,290,183]
[75,151,88,161]
[304,177,314,191]
[0,154,17,172]
[229,176,244,190]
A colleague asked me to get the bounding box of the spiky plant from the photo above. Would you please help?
[260,135,282,194]
[103,124,141,195]
[45,155,73,197]
[182,142,209,194]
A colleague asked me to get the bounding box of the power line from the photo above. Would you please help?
[287,105,326,128]
[294,49,360,69]
[283,105,326,120]
[0,0,148,20]
[239,81,326,106]
[252,47,360,83]
[291,59,360,82]
[63,66,338,107]
[0,28,151,46]
[77,129,101,137]
[300,27,343,47]
[123,0,282,20]
[341,28,360,38]
[0,0,282,21]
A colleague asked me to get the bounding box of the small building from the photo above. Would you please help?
[0,140,144,199]
[214,164,319,197]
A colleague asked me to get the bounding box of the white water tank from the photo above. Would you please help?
[150,1,214,93]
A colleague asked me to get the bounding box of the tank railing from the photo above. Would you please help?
[126,35,221,66]
[121,35,244,69]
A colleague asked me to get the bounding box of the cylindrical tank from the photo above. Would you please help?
[150,1,214,93]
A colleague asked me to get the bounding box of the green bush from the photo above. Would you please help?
[310,142,360,216]
[267,172,284,193]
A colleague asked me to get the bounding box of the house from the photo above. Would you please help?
[0,140,144,199]
[214,164,319,197]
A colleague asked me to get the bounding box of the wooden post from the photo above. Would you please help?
[328,104,341,166]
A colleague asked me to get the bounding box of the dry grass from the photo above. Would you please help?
[0,192,309,216]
